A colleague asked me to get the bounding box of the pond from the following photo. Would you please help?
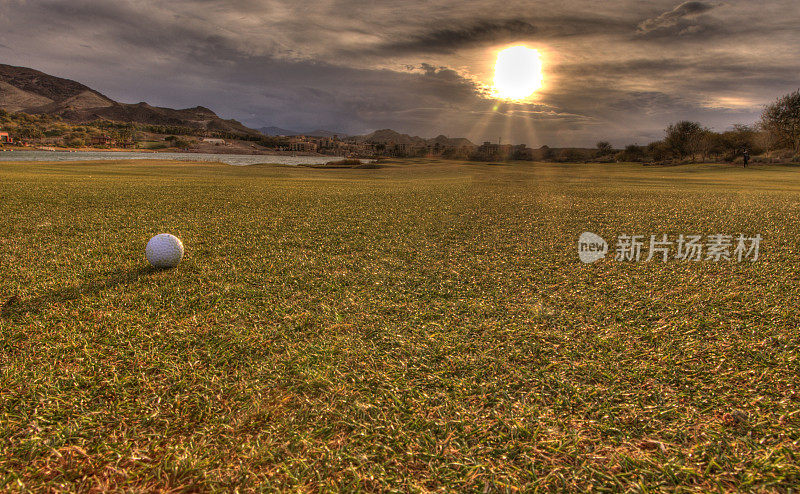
[0,150,345,166]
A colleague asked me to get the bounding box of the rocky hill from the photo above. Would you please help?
[355,129,475,148]
[426,134,476,149]
[0,64,260,136]
[259,126,346,138]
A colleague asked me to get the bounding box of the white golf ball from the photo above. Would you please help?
[146,233,184,268]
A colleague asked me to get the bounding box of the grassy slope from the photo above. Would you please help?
[1,159,799,491]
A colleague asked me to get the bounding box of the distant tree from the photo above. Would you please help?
[697,129,722,162]
[15,125,43,139]
[619,144,645,162]
[173,138,193,148]
[113,125,136,145]
[595,141,613,156]
[64,137,85,148]
[761,90,800,152]
[647,140,671,161]
[755,125,781,161]
[44,128,66,138]
[540,145,555,161]
[556,148,586,162]
[719,124,762,161]
[665,121,704,161]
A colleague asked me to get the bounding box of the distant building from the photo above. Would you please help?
[201,138,226,145]
[475,141,514,160]
[288,136,318,152]
[0,131,13,144]
[382,142,426,157]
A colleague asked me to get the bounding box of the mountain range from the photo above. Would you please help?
[0,63,475,147]
[258,126,346,138]
[355,129,475,148]
[258,127,476,148]
[0,64,260,136]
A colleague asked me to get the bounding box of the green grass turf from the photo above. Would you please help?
[1,158,799,491]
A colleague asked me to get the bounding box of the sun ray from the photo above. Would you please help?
[520,106,539,148]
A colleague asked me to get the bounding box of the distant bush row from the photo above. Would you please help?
[611,90,800,164]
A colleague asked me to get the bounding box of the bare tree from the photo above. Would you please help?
[755,126,780,162]
[696,129,721,162]
[761,90,800,153]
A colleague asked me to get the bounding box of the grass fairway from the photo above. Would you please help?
[1,158,799,491]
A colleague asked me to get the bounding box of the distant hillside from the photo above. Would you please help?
[426,134,476,149]
[259,126,346,138]
[355,129,475,148]
[259,126,299,136]
[305,129,347,138]
[0,64,261,137]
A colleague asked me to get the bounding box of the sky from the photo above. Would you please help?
[0,0,798,146]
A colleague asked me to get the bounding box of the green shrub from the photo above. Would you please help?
[64,138,84,148]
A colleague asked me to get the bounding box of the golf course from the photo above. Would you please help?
[1,158,799,491]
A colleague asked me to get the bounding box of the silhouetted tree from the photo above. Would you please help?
[697,129,722,162]
[665,121,704,161]
[719,124,762,161]
[647,141,671,161]
[619,144,645,162]
[556,148,586,162]
[595,141,613,156]
[761,90,800,153]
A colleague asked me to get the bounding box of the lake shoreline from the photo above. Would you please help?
[0,145,329,157]
[0,150,360,166]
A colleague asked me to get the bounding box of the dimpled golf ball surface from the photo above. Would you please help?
[146,234,184,268]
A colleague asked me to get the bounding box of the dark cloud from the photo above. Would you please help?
[373,15,633,55]
[379,19,539,54]
[637,1,716,34]
[416,63,490,99]
[0,0,797,147]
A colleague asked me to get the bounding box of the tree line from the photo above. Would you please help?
[611,90,800,164]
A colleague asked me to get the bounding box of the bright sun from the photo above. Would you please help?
[492,46,543,101]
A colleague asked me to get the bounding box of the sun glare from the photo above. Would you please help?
[492,46,543,101]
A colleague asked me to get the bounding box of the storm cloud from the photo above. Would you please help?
[379,19,540,54]
[637,1,716,33]
[0,0,797,146]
